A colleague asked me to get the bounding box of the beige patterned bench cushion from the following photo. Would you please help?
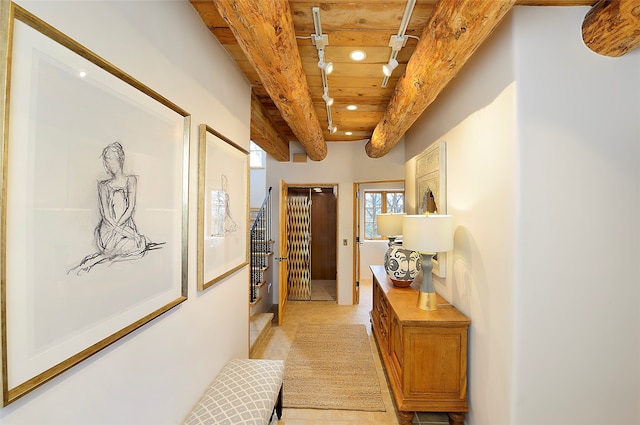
[183,359,285,425]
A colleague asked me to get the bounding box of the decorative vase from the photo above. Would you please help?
[384,245,421,287]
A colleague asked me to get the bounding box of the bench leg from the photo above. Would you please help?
[275,385,283,419]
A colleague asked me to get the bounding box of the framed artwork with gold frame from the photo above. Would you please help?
[197,124,249,291]
[415,141,447,277]
[0,3,189,405]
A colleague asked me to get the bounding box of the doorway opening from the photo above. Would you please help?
[353,180,405,304]
[286,185,337,302]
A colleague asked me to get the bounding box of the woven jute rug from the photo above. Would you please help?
[283,323,386,411]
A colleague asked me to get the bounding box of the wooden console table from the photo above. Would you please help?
[370,265,470,425]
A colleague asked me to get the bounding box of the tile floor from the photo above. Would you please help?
[252,279,450,425]
[309,279,336,301]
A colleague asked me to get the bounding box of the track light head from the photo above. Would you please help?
[382,58,399,77]
[317,60,333,75]
[322,92,334,106]
[317,49,333,75]
[324,61,334,75]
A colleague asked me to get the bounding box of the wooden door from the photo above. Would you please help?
[353,183,362,304]
[277,180,289,326]
[311,189,336,280]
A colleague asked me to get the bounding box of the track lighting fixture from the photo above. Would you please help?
[317,49,334,75]
[322,91,334,106]
[326,102,337,134]
[311,6,337,137]
[323,60,334,75]
[382,58,399,77]
[381,0,418,87]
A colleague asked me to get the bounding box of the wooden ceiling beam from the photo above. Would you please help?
[212,0,327,161]
[582,0,640,57]
[365,0,516,158]
[250,93,290,162]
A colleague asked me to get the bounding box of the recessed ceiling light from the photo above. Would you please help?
[346,105,358,111]
[349,50,367,61]
[345,131,353,136]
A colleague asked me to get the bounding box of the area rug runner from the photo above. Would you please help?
[283,323,386,411]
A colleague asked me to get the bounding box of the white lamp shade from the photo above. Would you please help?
[402,214,453,253]
[376,213,405,237]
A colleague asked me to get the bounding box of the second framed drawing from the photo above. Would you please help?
[198,124,249,290]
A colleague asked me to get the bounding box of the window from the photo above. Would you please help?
[250,141,266,169]
[364,191,404,240]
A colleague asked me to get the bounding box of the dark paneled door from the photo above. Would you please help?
[311,189,337,280]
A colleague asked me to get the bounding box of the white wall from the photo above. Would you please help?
[405,9,517,424]
[405,6,640,425]
[266,140,405,305]
[250,167,267,209]
[2,1,252,424]
[512,7,640,425]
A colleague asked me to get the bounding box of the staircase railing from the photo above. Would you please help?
[250,187,273,303]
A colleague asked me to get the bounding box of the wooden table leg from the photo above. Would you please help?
[397,410,414,425]
[275,386,283,419]
[449,412,465,425]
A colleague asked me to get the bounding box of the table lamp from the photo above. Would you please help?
[376,212,405,246]
[402,214,453,311]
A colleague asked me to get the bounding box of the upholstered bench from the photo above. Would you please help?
[183,359,285,425]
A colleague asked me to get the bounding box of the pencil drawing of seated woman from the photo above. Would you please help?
[68,142,163,275]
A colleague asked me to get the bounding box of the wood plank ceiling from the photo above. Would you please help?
[191,0,639,161]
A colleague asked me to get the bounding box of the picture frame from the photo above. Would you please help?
[0,3,190,405]
[415,141,447,277]
[197,124,249,291]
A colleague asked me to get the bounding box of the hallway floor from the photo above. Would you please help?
[253,279,450,425]
[309,279,336,301]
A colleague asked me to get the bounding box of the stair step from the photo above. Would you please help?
[249,312,274,358]
[251,241,273,246]
[252,240,268,247]
[251,266,268,272]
